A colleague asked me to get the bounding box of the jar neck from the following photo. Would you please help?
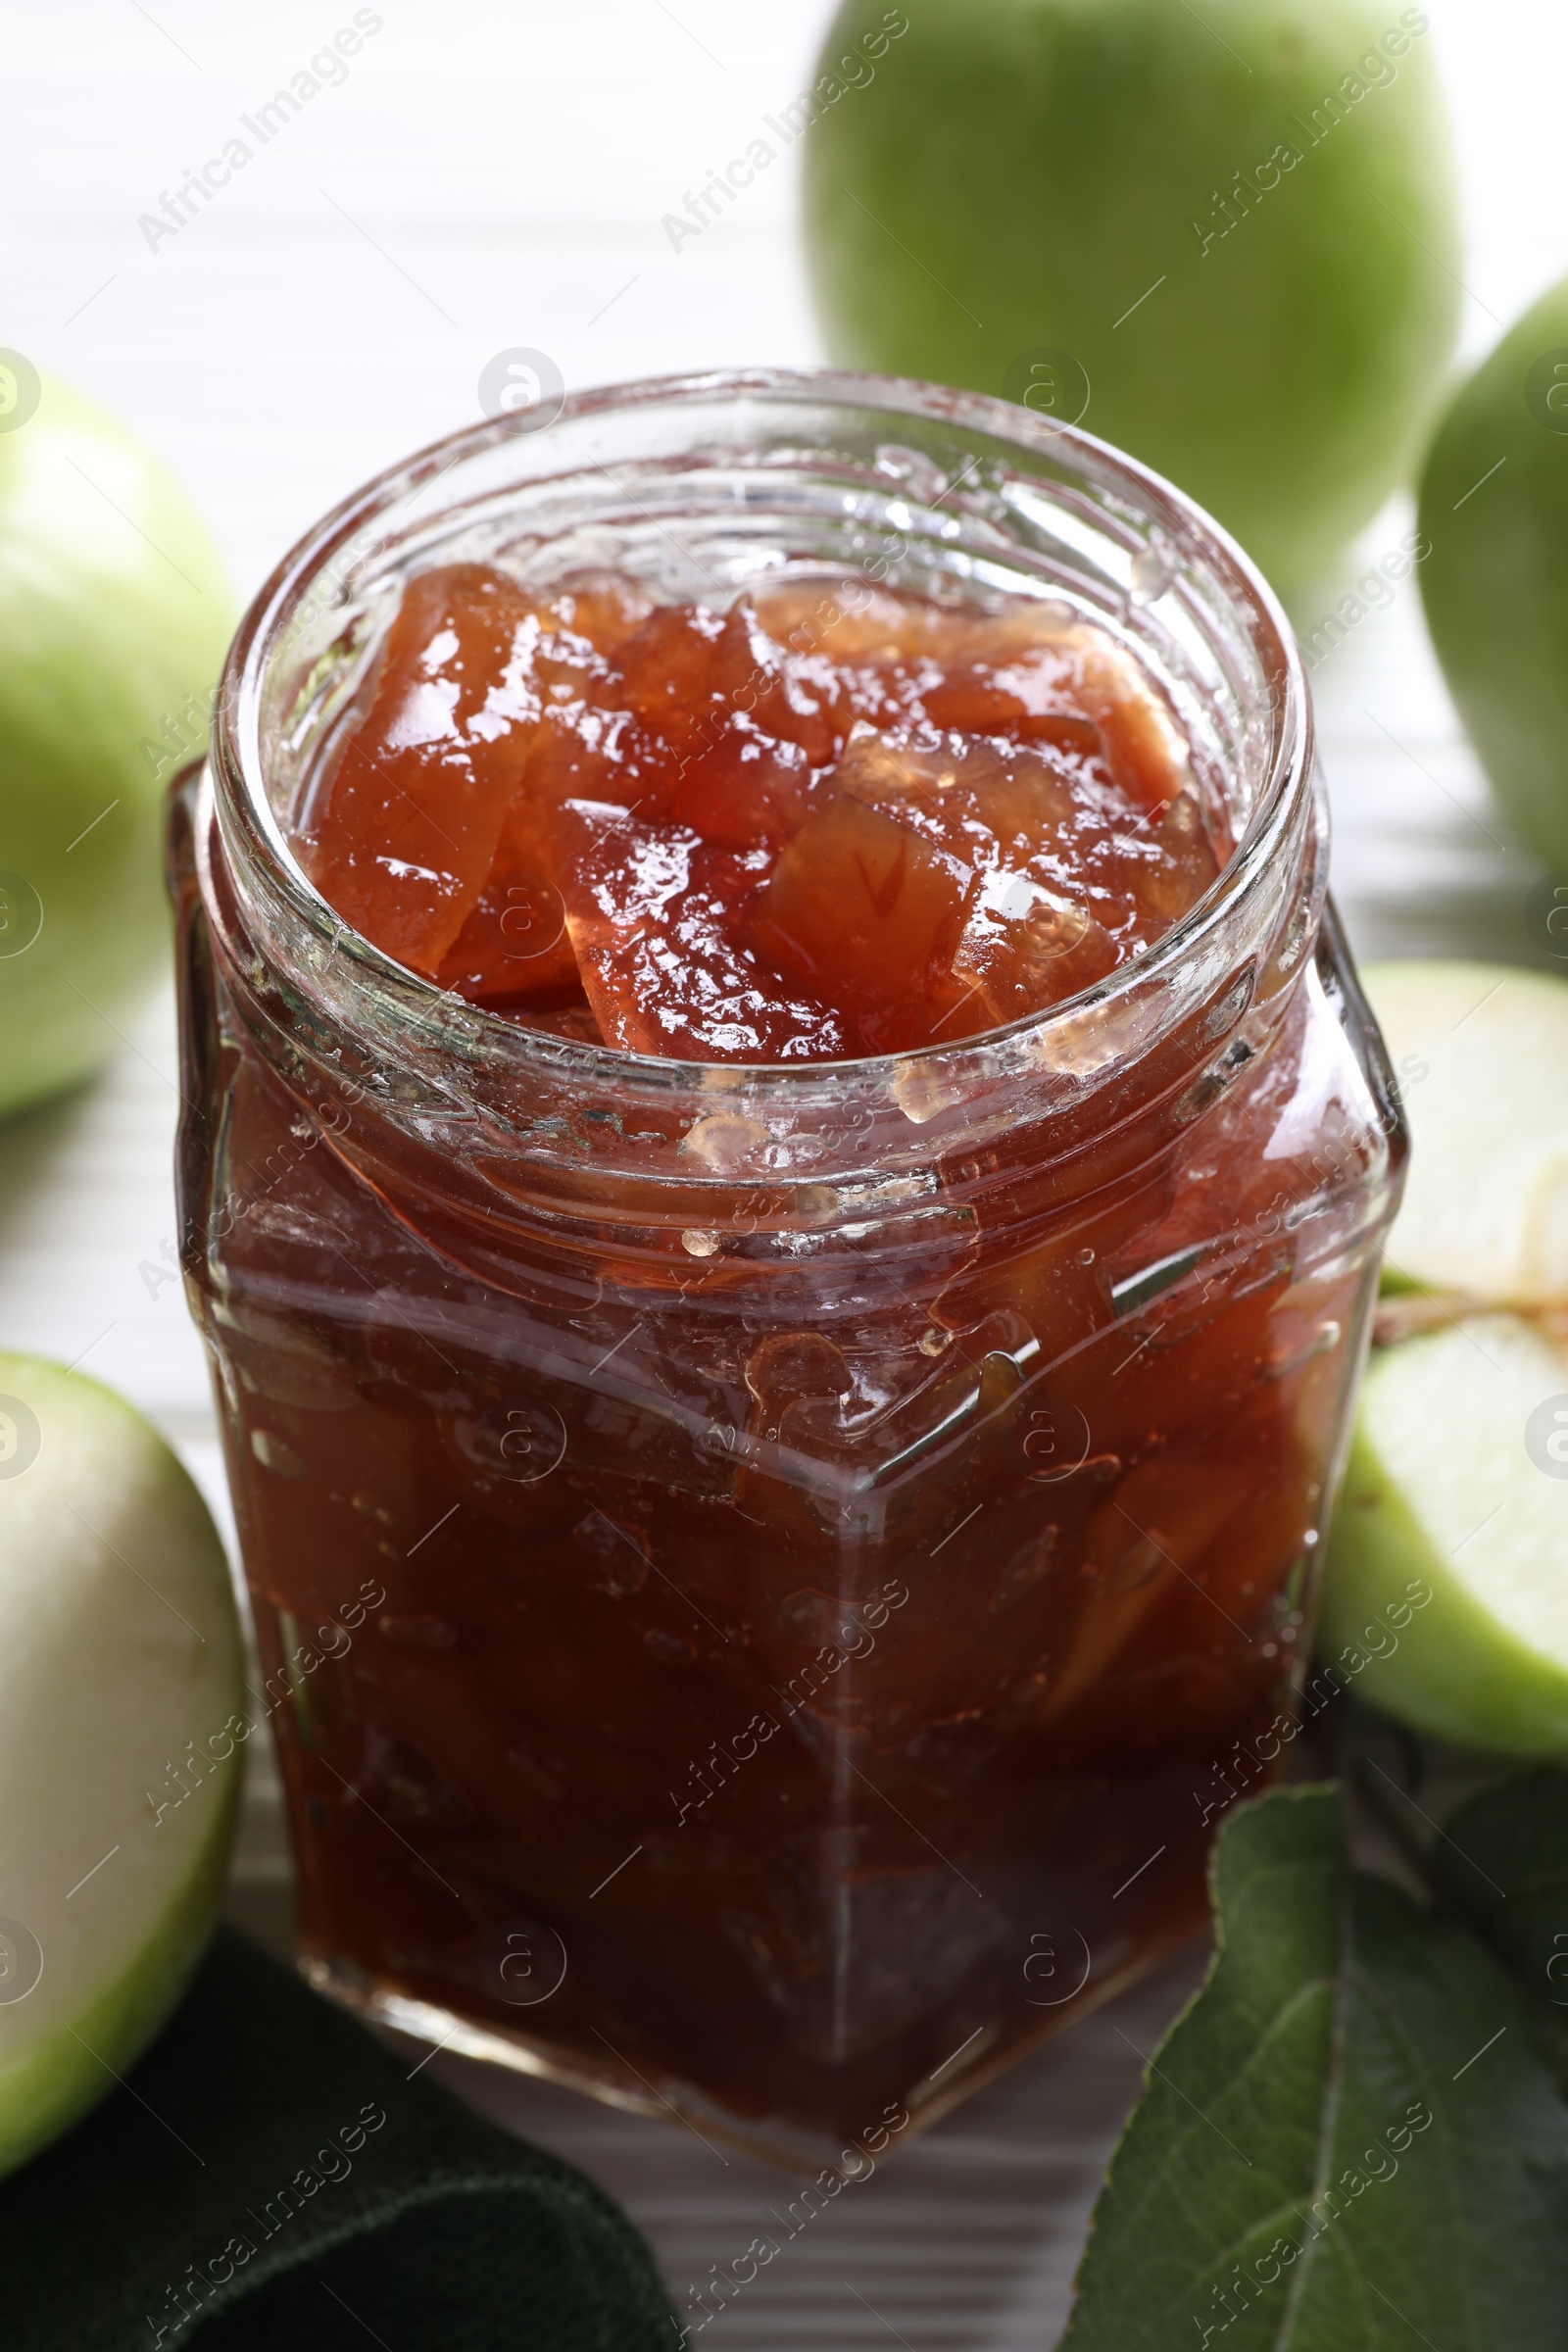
[189,753,1322,1286]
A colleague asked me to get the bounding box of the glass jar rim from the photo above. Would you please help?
[210,364,1312,1102]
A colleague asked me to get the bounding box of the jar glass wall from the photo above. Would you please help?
[172,370,1403,2171]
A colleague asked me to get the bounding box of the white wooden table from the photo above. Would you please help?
[5,3,1565,2340]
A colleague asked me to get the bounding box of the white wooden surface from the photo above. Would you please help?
[5,4,1566,2342]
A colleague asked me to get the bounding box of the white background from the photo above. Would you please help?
[3,3,1564,2342]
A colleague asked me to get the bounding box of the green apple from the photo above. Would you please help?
[1363,959,1568,1304]
[804,0,1459,586]
[1323,1315,1568,1753]
[0,1354,243,2177]
[0,366,230,1118]
[1419,276,1568,868]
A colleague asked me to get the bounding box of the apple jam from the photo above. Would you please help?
[173,380,1403,2169]
[293,565,1223,1058]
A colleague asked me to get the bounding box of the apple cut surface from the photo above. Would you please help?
[1322,1314,1568,1754]
[0,1356,244,2177]
[1364,960,1568,1303]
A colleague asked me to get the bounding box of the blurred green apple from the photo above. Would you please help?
[1419,277,1568,869]
[0,364,230,1118]
[804,0,1459,586]
[0,1354,243,2177]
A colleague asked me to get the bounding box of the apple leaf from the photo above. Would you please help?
[1433,1765,1568,1984]
[1432,1764,1568,2088]
[1059,1785,1568,2349]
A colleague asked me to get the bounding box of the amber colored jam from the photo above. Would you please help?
[175,558,1396,2169]
[294,566,1224,1058]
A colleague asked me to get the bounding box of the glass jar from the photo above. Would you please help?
[171,368,1402,2172]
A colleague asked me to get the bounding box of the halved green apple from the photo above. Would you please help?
[0,1355,244,2176]
[1364,959,1568,1304]
[1323,1313,1568,1753]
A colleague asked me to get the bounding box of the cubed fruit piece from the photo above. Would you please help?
[750,576,929,663]
[523,700,681,822]
[299,565,536,973]
[975,616,1192,815]
[752,581,1188,813]
[913,669,1108,770]
[953,868,1119,1029]
[752,793,978,1054]
[511,592,626,710]
[749,576,967,738]
[299,564,617,976]
[542,570,654,655]
[553,800,853,1061]
[668,713,816,853]
[434,856,577,1004]
[707,596,854,764]
[436,701,668,1004]
[1130,791,1224,926]
[614,602,729,753]
[830,725,1075,870]
[824,725,1117,1027]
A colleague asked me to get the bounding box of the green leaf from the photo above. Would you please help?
[1060,1785,1568,2350]
[1432,1763,1568,2090]
[1434,1764,1568,1992]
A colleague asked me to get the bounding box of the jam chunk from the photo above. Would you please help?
[668,715,816,854]
[748,578,1190,810]
[433,813,577,1005]
[753,793,978,1054]
[555,800,852,1060]
[820,729,1122,1034]
[743,585,1193,936]
[299,565,618,976]
[828,725,1077,870]
[923,616,1192,815]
